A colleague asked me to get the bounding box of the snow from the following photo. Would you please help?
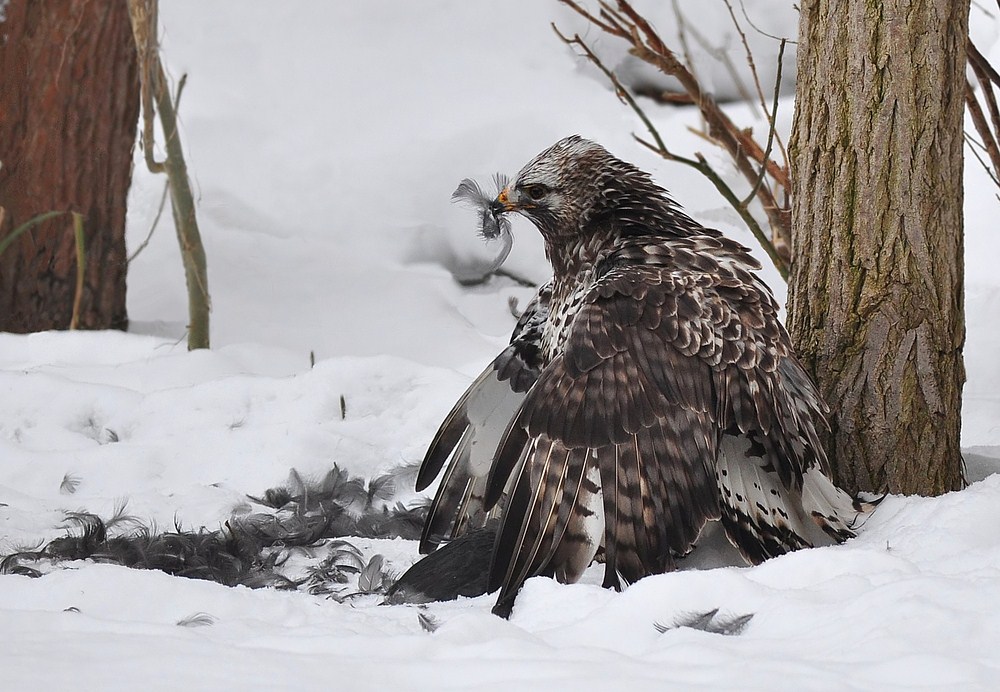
[3,2,1000,689]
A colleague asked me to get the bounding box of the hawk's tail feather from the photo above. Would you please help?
[489,437,597,612]
[599,439,666,587]
[484,423,529,510]
[648,415,720,557]
[716,433,811,564]
[800,467,874,541]
[716,432,873,564]
[489,417,725,613]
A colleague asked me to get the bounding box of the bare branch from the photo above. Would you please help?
[128,0,165,175]
[966,40,1000,193]
[969,42,1000,144]
[128,180,169,264]
[669,0,703,98]
[559,0,618,33]
[741,39,786,209]
[677,1,760,118]
[965,132,1000,191]
[553,26,668,153]
[556,0,791,272]
[724,0,789,171]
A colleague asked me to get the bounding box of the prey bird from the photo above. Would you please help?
[412,136,869,617]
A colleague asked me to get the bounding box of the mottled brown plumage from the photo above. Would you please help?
[416,136,869,617]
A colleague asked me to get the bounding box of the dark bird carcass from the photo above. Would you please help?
[402,136,870,617]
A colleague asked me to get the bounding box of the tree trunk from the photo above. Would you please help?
[0,1,139,332]
[787,1,968,495]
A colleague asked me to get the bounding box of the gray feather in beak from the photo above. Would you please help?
[452,173,513,273]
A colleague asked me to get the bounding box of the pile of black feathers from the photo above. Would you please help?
[1,464,427,600]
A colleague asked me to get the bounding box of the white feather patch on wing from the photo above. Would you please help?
[464,369,528,480]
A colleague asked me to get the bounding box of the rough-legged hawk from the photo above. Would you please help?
[410,135,869,617]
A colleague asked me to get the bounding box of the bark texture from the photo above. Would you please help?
[788,1,968,495]
[0,1,139,331]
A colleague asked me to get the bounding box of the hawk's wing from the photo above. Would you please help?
[415,284,550,553]
[484,242,865,616]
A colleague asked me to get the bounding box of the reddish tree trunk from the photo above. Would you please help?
[0,0,139,332]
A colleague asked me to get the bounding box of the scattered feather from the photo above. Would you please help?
[60,473,81,495]
[654,609,754,636]
[366,473,396,507]
[417,611,440,633]
[357,554,386,593]
[0,551,44,577]
[177,612,217,627]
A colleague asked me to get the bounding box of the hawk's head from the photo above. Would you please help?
[496,135,609,239]
[496,135,687,244]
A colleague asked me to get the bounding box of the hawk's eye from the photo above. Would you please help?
[524,184,548,201]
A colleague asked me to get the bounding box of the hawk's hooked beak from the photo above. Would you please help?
[495,186,517,212]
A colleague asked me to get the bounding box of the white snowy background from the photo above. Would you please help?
[3,1,1000,689]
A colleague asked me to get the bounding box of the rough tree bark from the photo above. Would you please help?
[0,1,139,332]
[787,1,968,495]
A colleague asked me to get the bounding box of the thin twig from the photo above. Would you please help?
[0,210,66,256]
[738,0,797,44]
[128,180,169,264]
[724,0,768,116]
[128,77,184,265]
[741,39,785,208]
[559,0,619,33]
[130,0,164,174]
[670,0,703,102]
[965,131,1000,190]
[554,26,668,152]
[968,40,1000,87]
[676,4,759,118]
[970,0,994,17]
[966,79,1000,187]
[724,0,789,170]
[968,42,1000,160]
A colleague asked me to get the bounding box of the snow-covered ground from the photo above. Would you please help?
[3,2,1000,689]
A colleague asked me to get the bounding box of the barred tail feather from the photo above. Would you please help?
[489,437,602,615]
[716,433,872,564]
